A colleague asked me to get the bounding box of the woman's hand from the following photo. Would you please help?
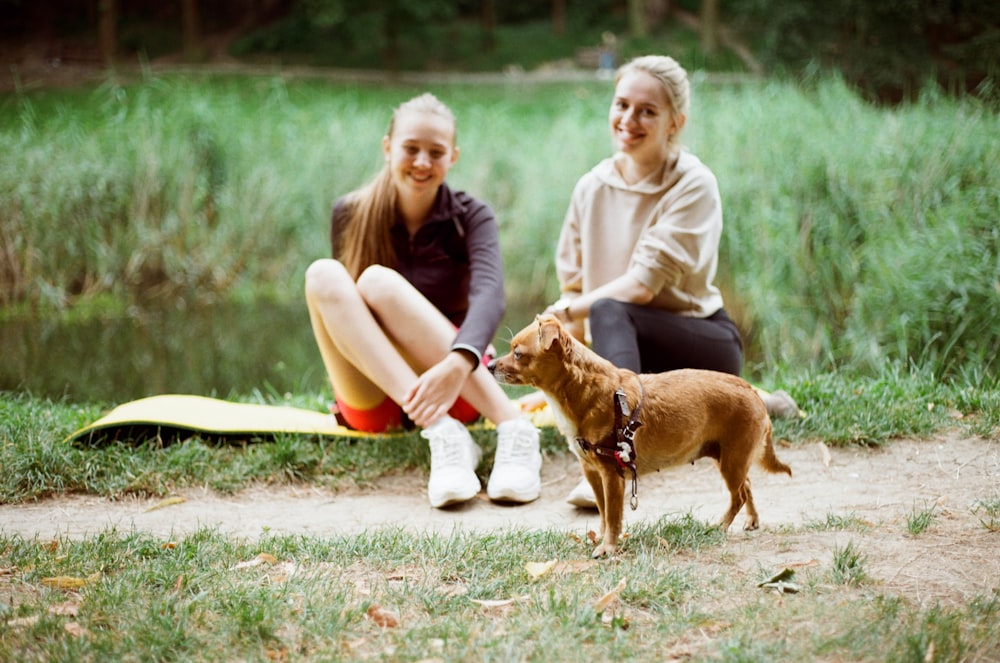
[517,390,548,412]
[402,352,471,428]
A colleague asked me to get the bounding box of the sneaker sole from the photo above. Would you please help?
[428,485,480,508]
[486,484,541,504]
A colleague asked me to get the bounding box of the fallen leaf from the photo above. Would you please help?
[265,646,289,662]
[816,442,831,467]
[552,560,597,575]
[470,598,517,608]
[234,553,278,569]
[757,568,800,594]
[366,604,399,628]
[145,496,187,512]
[787,560,820,569]
[525,559,557,579]
[6,615,40,628]
[48,601,80,617]
[758,568,796,586]
[42,540,58,553]
[269,561,297,583]
[587,530,599,544]
[161,541,177,549]
[64,622,89,637]
[594,577,627,613]
[42,575,89,589]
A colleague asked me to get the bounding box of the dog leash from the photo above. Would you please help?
[577,380,645,510]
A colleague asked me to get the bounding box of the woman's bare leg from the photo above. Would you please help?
[305,259,539,504]
[304,259,419,409]
[355,265,520,425]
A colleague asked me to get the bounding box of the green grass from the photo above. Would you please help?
[972,494,1000,532]
[830,541,869,587]
[2,364,998,504]
[905,500,939,536]
[1,523,998,661]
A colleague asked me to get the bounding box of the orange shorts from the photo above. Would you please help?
[333,346,492,433]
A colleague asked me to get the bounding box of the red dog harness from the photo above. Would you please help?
[576,381,645,510]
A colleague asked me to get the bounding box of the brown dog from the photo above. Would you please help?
[490,314,792,558]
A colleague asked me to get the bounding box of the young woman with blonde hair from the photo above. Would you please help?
[539,55,797,506]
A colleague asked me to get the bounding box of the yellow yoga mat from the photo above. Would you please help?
[66,394,379,445]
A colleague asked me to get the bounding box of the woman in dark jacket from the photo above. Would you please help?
[304,93,541,509]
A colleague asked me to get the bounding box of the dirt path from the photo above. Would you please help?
[3,433,998,606]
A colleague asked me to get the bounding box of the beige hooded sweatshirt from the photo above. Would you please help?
[555,149,725,319]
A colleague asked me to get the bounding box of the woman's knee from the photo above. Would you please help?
[304,259,353,302]
[356,264,407,308]
[589,298,631,328]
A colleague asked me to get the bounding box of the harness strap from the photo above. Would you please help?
[577,379,644,510]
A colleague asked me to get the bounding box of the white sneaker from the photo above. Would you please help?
[764,389,801,419]
[421,416,482,508]
[566,477,597,509]
[487,417,542,503]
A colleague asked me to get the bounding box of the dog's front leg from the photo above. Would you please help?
[592,468,626,558]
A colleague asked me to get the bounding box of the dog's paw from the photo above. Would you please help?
[592,543,618,559]
[743,518,760,531]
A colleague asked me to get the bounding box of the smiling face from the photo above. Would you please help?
[608,69,683,165]
[382,110,458,204]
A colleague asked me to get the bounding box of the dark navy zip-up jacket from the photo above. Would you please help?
[330,183,506,364]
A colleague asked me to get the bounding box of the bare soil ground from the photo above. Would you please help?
[2,432,998,607]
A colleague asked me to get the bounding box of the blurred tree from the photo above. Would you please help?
[98,0,116,64]
[700,0,718,55]
[482,0,496,49]
[731,0,999,102]
[297,0,457,70]
[628,0,647,38]
[182,0,202,61]
[553,0,566,35]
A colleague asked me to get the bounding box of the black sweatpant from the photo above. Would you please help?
[589,298,743,376]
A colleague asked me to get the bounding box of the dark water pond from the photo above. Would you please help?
[0,300,531,404]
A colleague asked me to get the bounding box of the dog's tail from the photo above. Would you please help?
[759,422,793,477]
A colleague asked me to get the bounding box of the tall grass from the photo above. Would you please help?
[1,72,997,378]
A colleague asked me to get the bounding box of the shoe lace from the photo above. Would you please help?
[422,425,469,468]
[495,427,537,465]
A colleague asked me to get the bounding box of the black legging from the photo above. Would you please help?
[589,298,743,375]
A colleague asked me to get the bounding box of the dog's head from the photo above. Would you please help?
[488,314,574,388]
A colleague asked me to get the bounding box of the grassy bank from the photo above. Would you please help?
[2,72,998,381]
[2,362,998,504]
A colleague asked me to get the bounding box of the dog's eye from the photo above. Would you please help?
[513,349,522,361]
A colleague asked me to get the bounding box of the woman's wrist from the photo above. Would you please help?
[548,297,575,323]
[450,348,480,374]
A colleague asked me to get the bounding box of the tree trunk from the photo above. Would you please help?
[98,0,116,66]
[182,0,202,62]
[628,0,647,38]
[552,0,566,36]
[700,0,719,55]
[482,0,496,50]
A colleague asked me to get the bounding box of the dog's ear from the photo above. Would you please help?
[536,314,563,351]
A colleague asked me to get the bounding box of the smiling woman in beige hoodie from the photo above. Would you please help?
[536,54,795,506]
